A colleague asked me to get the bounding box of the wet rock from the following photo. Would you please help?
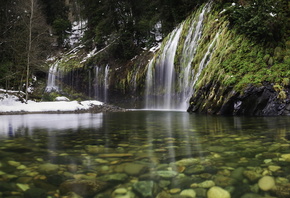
[89,103,127,113]
[207,186,231,198]
[38,163,59,174]
[231,184,251,198]
[157,170,178,179]
[98,173,129,183]
[112,188,134,198]
[59,179,108,197]
[156,191,172,198]
[84,145,108,154]
[169,188,181,194]
[213,175,236,187]
[231,167,245,181]
[171,176,198,189]
[16,177,33,184]
[174,158,199,166]
[243,170,261,182]
[7,161,21,167]
[132,181,155,198]
[159,180,171,188]
[123,163,149,176]
[193,188,207,198]
[281,154,290,162]
[66,192,83,198]
[240,193,263,198]
[16,183,30,191]
[207,146,227,152]
[67,164,78,173]
[50,156,83,165]
[0,181,17,192]
[197,180,215,188]
[98,153,134,158]
[139,172,160,181]
[268,165,281,172]
[46,174,66,186]
[33,179,58,191]
[184,164,205,175]
[258,176,275,191]
[180,189,196,198]
[23,187,47,198]
[272,183,290,197]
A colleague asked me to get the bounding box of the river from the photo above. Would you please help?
[0,111,290,197]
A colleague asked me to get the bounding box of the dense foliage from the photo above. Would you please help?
[225,0,290,45]
[79,0,207,60]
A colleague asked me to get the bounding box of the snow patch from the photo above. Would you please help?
[149,43,161,53]
[0,91,103,113]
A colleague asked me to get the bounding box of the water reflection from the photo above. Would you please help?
[0,113,103,138]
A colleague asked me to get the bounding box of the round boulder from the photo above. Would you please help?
[258,176,275,191]
[207,186,231,198]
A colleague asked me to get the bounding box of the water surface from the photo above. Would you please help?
[0,111,290,198]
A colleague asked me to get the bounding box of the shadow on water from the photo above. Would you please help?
[1,111,290,197]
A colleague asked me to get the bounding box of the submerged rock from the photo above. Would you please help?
[258,176,275,191]
[123,163,149,176]
[59,179,108,197]
[207,186,231,198]
[180,189,196,198]
[132,181,155,198]
[23,187,47,198]
[38,163,59,174]
[157,170,178,179]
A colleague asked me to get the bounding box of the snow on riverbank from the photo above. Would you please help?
[0,92,103,113]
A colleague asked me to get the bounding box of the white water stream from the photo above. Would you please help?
[145,4,216,110]
[94,65,110,103]
[46,61,61,92]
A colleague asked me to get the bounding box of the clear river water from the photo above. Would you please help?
[1,111,290,198]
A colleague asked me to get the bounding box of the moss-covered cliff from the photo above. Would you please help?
[186,2,290,115]
[48,1,290,115]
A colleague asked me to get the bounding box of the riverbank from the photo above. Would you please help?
[0,91,127,115]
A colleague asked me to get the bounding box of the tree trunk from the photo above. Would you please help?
[26,0,34,102]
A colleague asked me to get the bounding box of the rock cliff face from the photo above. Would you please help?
[187,82,290,116]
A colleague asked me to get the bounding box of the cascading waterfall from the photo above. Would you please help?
[104,65,109,103]
[179,4,210,109]
[46,61,61,92]
[145,3,217,110]
[145,24,184,109]
[94,65,110,103]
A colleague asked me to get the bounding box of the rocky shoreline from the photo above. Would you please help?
[0,103,128,115]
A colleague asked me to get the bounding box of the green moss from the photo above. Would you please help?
[278,90,287,100]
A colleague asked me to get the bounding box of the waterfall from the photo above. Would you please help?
[104,65,109,103]
[145,24,184,109]
[46,61,61,92]
[145,3,215,110]
[94,65,110,103]
[179,4,210,109]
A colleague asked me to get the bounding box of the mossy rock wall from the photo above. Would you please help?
[184,4,290,116]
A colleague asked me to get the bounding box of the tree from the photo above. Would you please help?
[20,0,52,100]
[39,0,71,46]
[227,0,289,44]
[0,0,51,98]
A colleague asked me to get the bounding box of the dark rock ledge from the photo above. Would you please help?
[187,81,290,116]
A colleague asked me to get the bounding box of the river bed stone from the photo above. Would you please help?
[2,112,290,198]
